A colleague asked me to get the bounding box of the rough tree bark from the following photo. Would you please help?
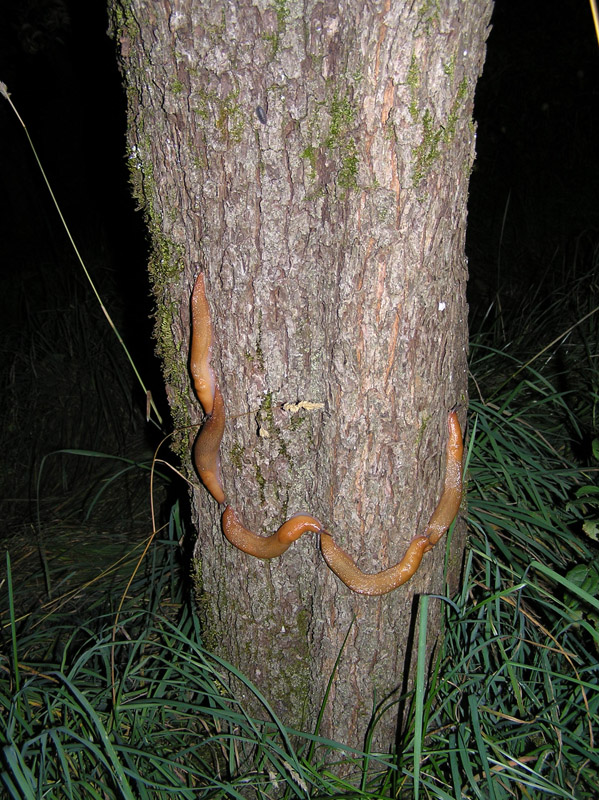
[110,0,492,751]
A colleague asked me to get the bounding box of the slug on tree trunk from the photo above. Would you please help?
[319,412,463,595]
[222,506,323,558]
[319,534,431,596]
[190,272,226,504]
[193,383,226,505]
[190,273,216,416]
[188,276,464,594]
[423,411,463,547]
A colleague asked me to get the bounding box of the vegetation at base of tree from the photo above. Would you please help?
[2,249,598,797]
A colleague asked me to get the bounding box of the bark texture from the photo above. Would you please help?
[110,0,493,751]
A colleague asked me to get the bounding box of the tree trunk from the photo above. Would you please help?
[110,0,492,751]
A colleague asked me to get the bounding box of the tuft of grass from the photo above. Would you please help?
[389,379,598,796]
[3,363,598,797]
[1,501,397,799]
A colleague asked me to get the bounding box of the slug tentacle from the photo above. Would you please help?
[222,506,322,559]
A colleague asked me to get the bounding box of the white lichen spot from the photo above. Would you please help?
[128,145,143,170]
[282,401,325,413]
[324,16,339,36]
[169,11,187,30]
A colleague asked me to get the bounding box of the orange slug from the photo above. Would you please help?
[222,505,323,559]
[424,411,463,548]
[193,382,226,504]
[188,272,465,593]
[190,272,216,416]
[320,533,431,596]
[319,412,463,595]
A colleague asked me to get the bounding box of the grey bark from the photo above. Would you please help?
[110,0,493,751]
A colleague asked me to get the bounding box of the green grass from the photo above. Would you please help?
[2,349,598,797]
[1,505,397,798]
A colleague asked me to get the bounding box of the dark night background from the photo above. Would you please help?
[0,0,598,553]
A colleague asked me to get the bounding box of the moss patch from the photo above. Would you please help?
[263,0,290,57]
[230,441,245,470]
[409,58,472,187]
[412,108,443,187]
[300,85,361,196]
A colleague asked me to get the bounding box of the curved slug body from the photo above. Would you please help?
[193,383,226,504]
[318,411,464,594]
[222,506,322,559]
[320,533,430,596]
[424,411,463,547]
[190,273,216,416]
[190,271,226,504]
